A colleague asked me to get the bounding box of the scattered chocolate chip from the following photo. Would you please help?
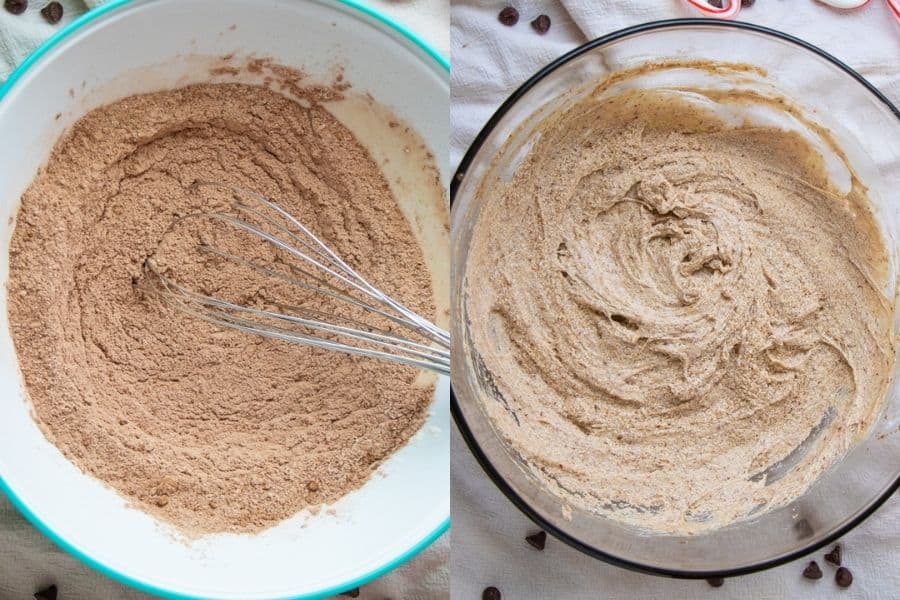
[525,530,547,550]
[340,588,360,598]
[825,544,841,566]
[708,0,724,7]
[483,586,501,600]
[498,6,518,27]
[802,560,823,580]
[4,0,27,15]
[34,585,58,600]
[307,481,320,492]
[530,14,551,35]
[706,578,725,588]
[741,0,755,6]
[40,1,62,24]
[835,566,853,588]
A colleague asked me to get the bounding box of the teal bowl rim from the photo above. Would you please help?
[0,1,450,598]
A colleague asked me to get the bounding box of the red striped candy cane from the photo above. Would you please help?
[887,0,900,25]
[684,0,742,19]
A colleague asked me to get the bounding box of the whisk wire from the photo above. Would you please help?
[219,182,449,346]
[198,233,435,343]
[144,182,450,375]
[147,267,450,374]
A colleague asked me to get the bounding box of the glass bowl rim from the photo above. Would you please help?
[450,17,900,580]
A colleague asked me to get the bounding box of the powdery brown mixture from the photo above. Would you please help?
[8,83,436,534]
[465,82,895,533]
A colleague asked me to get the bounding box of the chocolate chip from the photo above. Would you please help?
[530,14,551,35]
[40,1,62,24]
[836,566,853,588]
[340,588,360,598]
[802,560,823,580]
[525,530,547,550]
[4,0,27,15]
[307,481,319,492]
[706,578,725,588]
[483,586,501,600]
[741,0,755,6]
[34,585,58,600]
[498,6,518,26]
[708,0,724,7]
[825,544,841,566]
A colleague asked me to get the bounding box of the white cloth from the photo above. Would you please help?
[450,1,899,599]
[0,0,100,80]
[0,1,448,599]
[367,0,449,59]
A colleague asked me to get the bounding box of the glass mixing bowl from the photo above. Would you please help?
[450,19,900,578]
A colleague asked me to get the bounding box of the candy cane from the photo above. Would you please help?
[888,0,900,25]
[816,0,870,7]
[684,0,742,19]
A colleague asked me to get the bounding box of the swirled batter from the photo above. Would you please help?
[465,80,895,532]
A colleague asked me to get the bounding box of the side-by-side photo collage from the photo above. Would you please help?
[0,0,897,598]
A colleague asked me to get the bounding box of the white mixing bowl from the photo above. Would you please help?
[0,1,449,598]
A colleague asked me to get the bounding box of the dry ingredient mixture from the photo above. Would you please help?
[8,83,436,534]
[465,74,895,533]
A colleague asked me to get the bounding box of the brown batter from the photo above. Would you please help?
[465,79,895,532]
[8,83,436,534]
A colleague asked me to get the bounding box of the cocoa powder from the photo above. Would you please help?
[7,83,436,534]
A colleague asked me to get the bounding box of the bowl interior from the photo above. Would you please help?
[451,22,900,576]
[0,0,449,598]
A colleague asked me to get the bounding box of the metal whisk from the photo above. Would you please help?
[141,182,450,376]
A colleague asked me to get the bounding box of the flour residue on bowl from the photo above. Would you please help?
[464,62,896,533]
[7,76,444,535]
